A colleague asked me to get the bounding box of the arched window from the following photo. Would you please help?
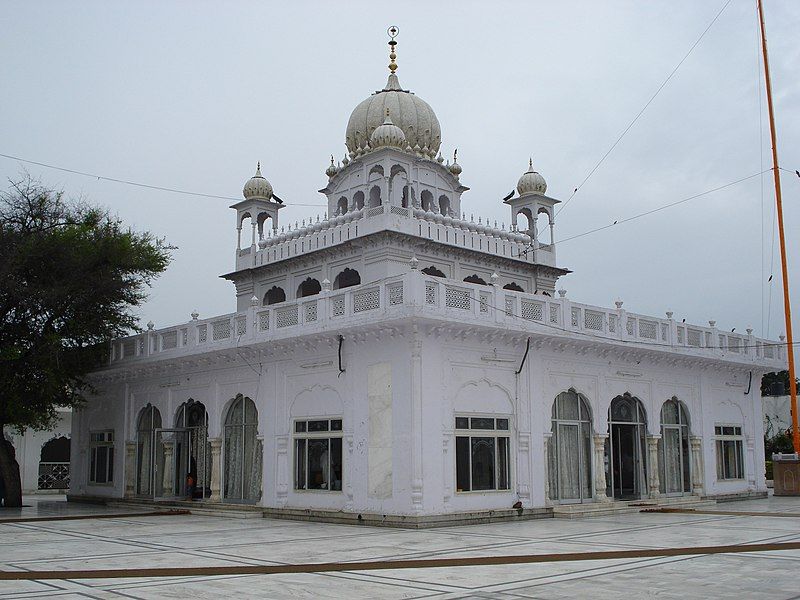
[658,398,691,495]
[224,395,261,503]
[548,390,593,503]
[463,274,488,286]
[263,286,286,306]
[38,436,70,490]
[503,282,524,292]
[368,164,384,179]
[136,405,161,496]
[336,196,348,215]
[297,278,321,298]
[422,266,445,278]
[606,394,648,500]
[438,195,451,216]
[353,191,365,210]
[176,400,210,500]
[420,190,434,212]
[333,268,361,290]
[368,185,382,208]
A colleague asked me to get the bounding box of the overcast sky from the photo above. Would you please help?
[2,1,799,342]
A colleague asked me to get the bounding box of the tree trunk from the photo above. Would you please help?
[0,425,23,508]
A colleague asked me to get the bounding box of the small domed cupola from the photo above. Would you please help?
[325,155,339,178]
[448,149,462,177]
[243,162,273,201]
[517,158,547,196]
[370,110,407,150]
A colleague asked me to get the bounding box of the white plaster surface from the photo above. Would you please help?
[3,494,800,598]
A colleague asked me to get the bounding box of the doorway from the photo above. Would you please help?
[606,394,648,500]
[153,428,190,500]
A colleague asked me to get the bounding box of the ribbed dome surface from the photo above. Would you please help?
[243,164,273,200]
[346,74,441,158]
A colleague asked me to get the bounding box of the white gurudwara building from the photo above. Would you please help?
[69,32,785,524]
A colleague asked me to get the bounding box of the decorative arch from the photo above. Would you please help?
[297,278,321,298]
[463,274,488,286]
[353,190,365,210]
[175,399,211,500]
[606,393,648,500]
[658,397,691,495]
[368,185,382,208]
[38,436,71,490]
[537,207,552,244]
[548,389,593,503]
[368,164,384,179]
[290,384,344,418]
[333,268,361,290]
[503,282,524,292]
[422,265,445,278]
[402,185,416,208]
[420,189,434,212]
[438,194,451,216]
[516,207,533,232]
[263,286,286,306]
[136,404,162,496]
[223,394,261,503]
[239,211,253,228]
[454,378,514,415]
[336,196,348,215]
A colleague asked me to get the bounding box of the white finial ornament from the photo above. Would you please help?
[448,149,462,176]
[516,158,547,196]
[325,155,338,178]
[243,162,274,201]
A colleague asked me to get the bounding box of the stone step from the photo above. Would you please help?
[552,496,717,519]
[108,499,264,519]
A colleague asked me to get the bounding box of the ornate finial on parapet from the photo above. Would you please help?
[615,300,623,309]
[666,311,673,319]
[559,289,567,298]
[388,26,399,73]
[529,157,533,170]
[709,320,716,328]
[746,327,753,335]
[147,320,154,330]
[191,310,199,320]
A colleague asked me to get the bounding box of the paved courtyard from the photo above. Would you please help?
[2,495,800,599]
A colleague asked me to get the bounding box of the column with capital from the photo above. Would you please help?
[646,435,661,498]
[593,434,611,502]
[543,433,552,506]
[124,441,136,497]
[209,437,223,502]
[690,436,705,496]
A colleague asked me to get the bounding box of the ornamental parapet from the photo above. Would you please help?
[236,203,553,271]
[107,272,786,370]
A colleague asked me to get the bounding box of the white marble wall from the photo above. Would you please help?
[368,362,393,498]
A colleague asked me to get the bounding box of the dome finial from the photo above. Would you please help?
[529,157,533,170]
[387,25,399,74]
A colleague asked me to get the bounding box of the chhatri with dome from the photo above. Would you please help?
[69,30,784,523]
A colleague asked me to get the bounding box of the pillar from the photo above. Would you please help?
[690,436,705,496]
[647,435,661,499]
[543,433,552,506]
[162,440,174,495]
[209,437,222,502]
[593,434,611,502]
[124,441,136,497]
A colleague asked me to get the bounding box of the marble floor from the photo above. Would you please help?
[2,495,800,599]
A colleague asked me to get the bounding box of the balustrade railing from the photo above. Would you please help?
[109,272,785,368]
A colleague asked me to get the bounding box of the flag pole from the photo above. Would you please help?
[757,0,798,452]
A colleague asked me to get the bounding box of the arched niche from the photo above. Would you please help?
[503,282,524,292]
[438,195,451,216]
[368,185,382,208]
[223,395,261,503]
[420,190,434,212]
[336,196,348,215]
[463,274,488,286]
[548,389,593,503]
[353,191,365,210]
[422,265,445,278]
[333,268,361,290]
[297,278,321,298]
[263,286,286,306]
[658,397,691,496]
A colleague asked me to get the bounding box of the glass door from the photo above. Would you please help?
[154,428,190,500]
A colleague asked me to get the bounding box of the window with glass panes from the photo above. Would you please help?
[455,416,511,492]
[294,418,343,491]
[715,425,745,480]
[89,430,114,484]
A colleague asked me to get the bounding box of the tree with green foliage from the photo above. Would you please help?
[0,176,171,507]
